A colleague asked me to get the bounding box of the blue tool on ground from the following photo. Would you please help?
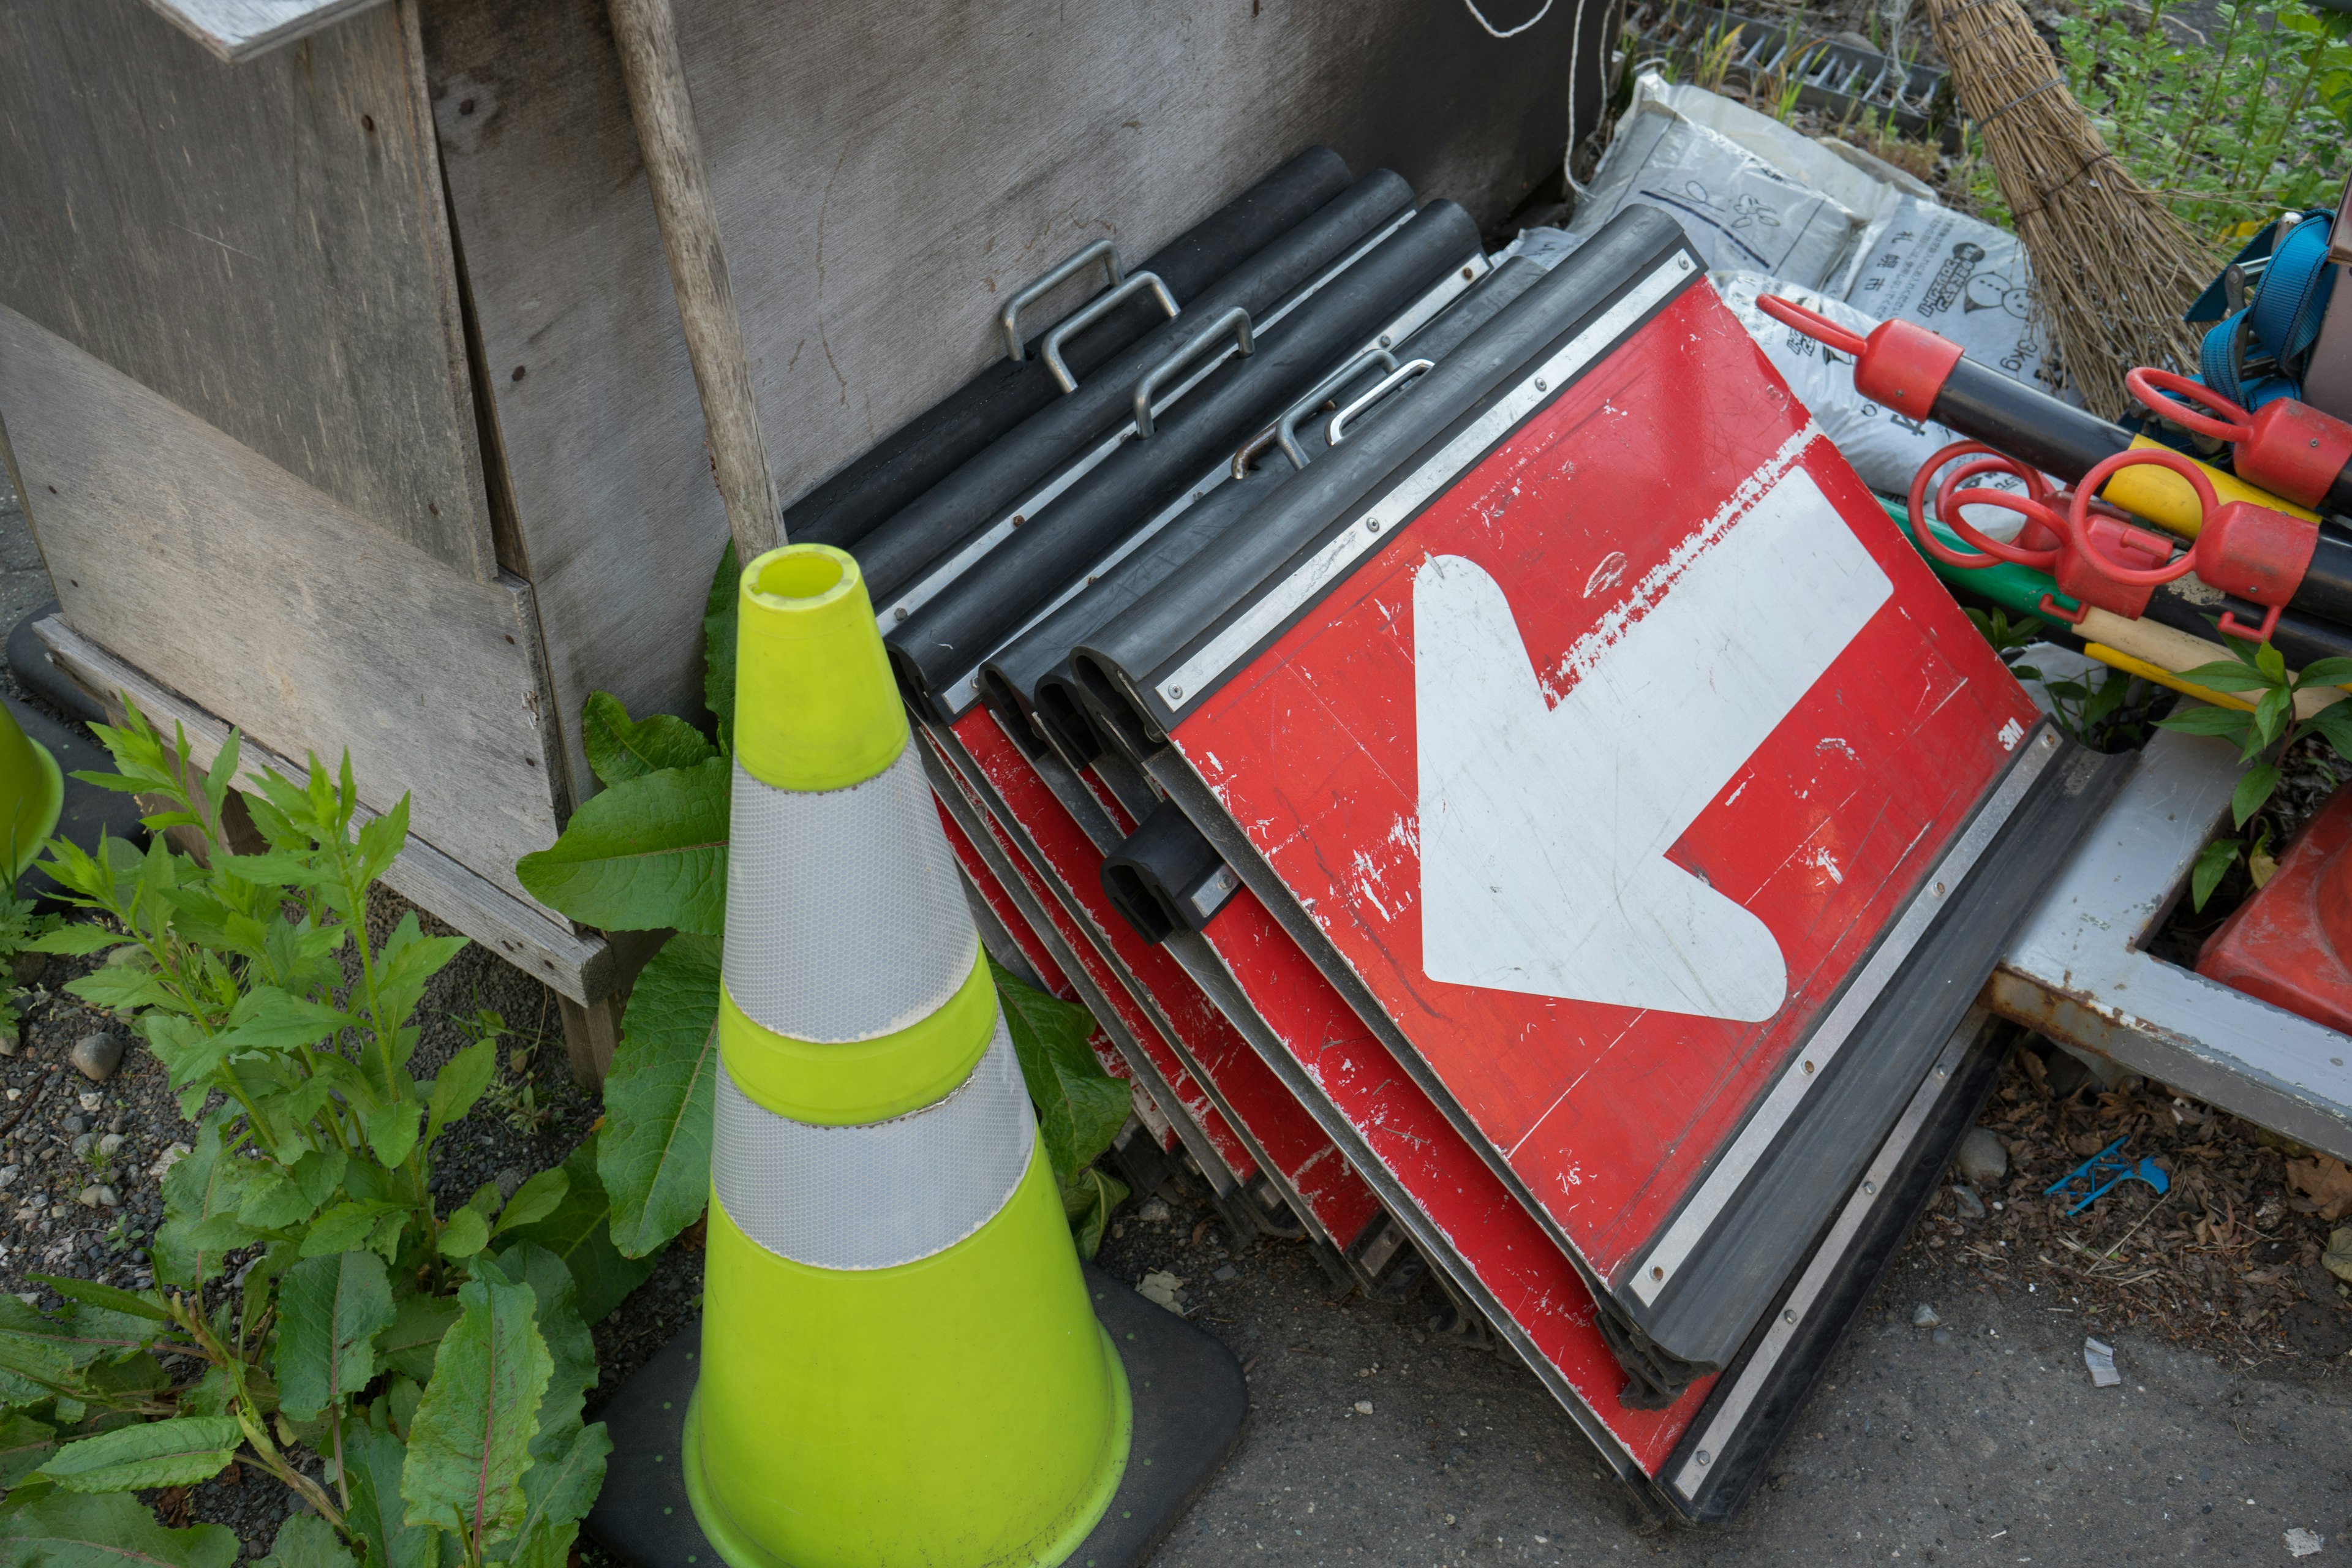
[2044,1136,2169,1216]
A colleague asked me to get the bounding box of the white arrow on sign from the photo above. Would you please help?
[1414,464,1893,1021]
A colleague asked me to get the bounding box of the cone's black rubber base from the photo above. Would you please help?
[585,1262,1249,1568]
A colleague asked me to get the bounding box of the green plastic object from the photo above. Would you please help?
[735,544,910,793]
[1879,497,2079,631]
[0,704,61,880]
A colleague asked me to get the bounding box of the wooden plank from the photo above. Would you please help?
[606,0,778,566]
[420,0,1579,803]
[140,0,394,61]
[36,614,620,1005]
[0,304,565,908]
[0,0,496,577]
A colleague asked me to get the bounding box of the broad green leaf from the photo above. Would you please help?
[2298,657,2352,688]
[365,1103,421,1169]
[2231,761,2281,828]
[34,1415,241,1492]
[426,1038,499,1145]
[500,1137,656,1325]
[2256,640,2289,683]
[255,1514,353,1568]
[375,1294,463,1384]
[25,927,123,957]
[0,1490,236,1568]
[301,1202,396,1259]
[486,1425,608,1567]
[600,935,720,1257]
[2190,837,2240,912]
[437,1208,491,1259]
[2308,701,2352,761]
[2173,660,2276,692]
[274,1251,396,1422]
[513,758,730,934]
[217,986,349,1055]
[995,960,1128,1180]
[0,1413,53,1488]
[582,694,718,788]
[26,1280,166,1325]
[704,540,740,747]
[342,1412,433,1568]
[155,1114,269,1288]
[1060,1166,1128,1259]
[2156,706,2256,739]
[401,1272,552,1549]
[236,1172,320,1232]
[2253,686,2293,750]
[0,1295,162,1389]
[62,965,170,1016]
[492,1169,570,1238]
[485,1248,595,1455]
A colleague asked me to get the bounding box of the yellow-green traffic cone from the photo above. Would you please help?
[684,543,1128,1568]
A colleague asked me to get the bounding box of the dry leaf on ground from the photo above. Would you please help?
[2288,1156,2352,1221]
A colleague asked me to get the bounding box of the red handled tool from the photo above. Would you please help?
[1905,440,2323,643]
[1754,295,2315,542]
[2124,368,2352,516]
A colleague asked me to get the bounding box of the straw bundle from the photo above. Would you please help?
[1925,0,2214,419]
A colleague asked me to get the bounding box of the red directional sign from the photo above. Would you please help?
[1163,279,2036,1285]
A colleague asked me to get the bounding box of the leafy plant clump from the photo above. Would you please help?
[1981,0,2352,241]
[517,546,1134,1264]
[2157,636,2352,907]
[0,701,632,1566]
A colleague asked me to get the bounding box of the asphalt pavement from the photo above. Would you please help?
[1103,1185,2352,1567]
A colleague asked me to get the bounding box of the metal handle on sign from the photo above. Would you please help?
[1230,347,1400,480]
[1325,359,1434,447]
[1132,307,1253,438]
[1000,240,1124,363]
[1040,271,1181,394]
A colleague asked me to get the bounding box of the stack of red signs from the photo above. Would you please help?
[829,189,2128,1522]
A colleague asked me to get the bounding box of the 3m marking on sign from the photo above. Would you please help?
[1415,465,1892,1020]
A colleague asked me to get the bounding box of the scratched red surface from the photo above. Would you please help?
[1170,281,2036,1281]
[1192,883,1711,1474]
[924,735,1261,1186]
[949,709,1384,1253]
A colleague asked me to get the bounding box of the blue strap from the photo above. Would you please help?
[2192,209,2336,407]
[2253,211,2337,386]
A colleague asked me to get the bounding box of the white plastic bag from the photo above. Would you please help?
[1836,196,2053,393]
[1569,80,1865,289]
[1713,270,2040,538]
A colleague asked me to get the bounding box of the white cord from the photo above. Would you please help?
[1560,0,1605,197]
[1463,0,1556,39]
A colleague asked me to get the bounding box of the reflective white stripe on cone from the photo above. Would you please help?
[725,743,978,1042]
[711,1022,1036,1270]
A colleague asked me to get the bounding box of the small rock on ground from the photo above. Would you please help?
[1911,1303,1940,1327]
[1950,1183,1986,1219]
[1954,1125,2007,1185]
[68,1032,124,1083]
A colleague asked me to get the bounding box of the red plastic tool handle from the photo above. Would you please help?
[1907,441,2059,570]
[2124,367,2255,445]
[2066,448,2209,587]
[1757,293,1868,358]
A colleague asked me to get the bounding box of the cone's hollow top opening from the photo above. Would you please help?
[748,545,856,611]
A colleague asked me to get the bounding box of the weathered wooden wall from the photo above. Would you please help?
[421,0,1581,805]
[0,311,567,911]
[0,0,495,577]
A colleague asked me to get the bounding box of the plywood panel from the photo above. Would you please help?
[0,0,494,576]
[0,306,562,908]
[422,0,1580,804]
[140,0,394,61]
